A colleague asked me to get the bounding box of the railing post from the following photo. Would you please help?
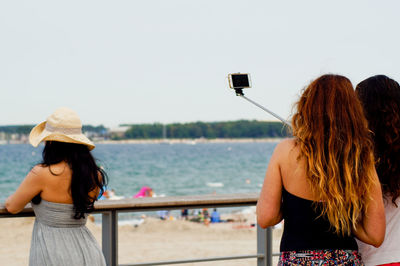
[257,225,272,266]
[102,211,118,266]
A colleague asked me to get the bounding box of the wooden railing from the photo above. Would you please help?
[0,193,278,266]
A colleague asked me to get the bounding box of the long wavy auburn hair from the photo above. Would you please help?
[356,75,400,206]
[292,74,376,236]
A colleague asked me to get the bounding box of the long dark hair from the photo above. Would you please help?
[34,141,108,219]
[356,75,400,206]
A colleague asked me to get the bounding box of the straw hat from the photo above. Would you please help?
[29,107,95,150]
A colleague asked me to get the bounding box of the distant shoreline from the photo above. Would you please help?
[96,138,283,144]
[1,138,284,145]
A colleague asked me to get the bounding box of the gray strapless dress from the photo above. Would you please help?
[29,200,106,266]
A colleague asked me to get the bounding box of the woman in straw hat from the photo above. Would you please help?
[356,75,400,266]
[5,107,108,266]
[256,74,385,265]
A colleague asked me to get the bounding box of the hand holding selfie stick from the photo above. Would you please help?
[228,73,292,129]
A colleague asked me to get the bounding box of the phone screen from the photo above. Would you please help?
[231,74,250,88]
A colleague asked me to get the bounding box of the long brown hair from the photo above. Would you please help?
[356,75,400,206]
[292,74,376,236]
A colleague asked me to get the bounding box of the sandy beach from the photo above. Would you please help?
[0,212,282,265]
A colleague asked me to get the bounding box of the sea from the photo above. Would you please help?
[0,141,278,222]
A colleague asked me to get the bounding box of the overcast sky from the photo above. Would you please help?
[1,0,399,127]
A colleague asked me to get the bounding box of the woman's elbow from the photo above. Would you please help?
[257,216,269,229]
[256,201,283,228]
[5,200,20,214]
[362,229,385,248]
[5,205,18,214]
[256,207,270,228]
[257,215,282,228]
[370,234,385,248]
[369,222,386,247]
[256,210,281,228]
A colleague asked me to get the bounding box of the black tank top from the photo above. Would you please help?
[280,188,358,252]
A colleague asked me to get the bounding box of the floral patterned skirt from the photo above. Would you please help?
[278,249,363,265]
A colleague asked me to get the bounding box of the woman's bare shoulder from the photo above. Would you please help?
[30,162,70,178]
[275,138,303,172]
[30,164,48,176]
[275,138,297,154]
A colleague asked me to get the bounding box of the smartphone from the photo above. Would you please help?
[228,73,251,89]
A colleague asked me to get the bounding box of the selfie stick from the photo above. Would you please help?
[234,88,292,128]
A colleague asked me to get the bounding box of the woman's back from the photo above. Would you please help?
[278,139,315,201]
[271,139,359,251]
[280,188,358,251]
[33,162,98,204]
[33,163,73,204]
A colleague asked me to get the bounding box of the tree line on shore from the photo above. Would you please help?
[0,120,290,140]
[121,120,290,139]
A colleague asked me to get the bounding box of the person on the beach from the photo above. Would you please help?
[356,75,400,266]
[181,209,189,220]
[210,208,220,223]
[5,107,108,266]
[134,186,153,198]
[256,74,386,265]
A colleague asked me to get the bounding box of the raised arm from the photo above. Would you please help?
[5,166,44,214]
[256,140,286,228]
[353,169,386,247]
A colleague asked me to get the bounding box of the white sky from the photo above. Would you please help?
[1,0,399,127]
